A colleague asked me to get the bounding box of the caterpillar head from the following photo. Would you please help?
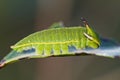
[84,24,101,48]
[81,18,100,48]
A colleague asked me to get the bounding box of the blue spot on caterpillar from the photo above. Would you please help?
[68,45,77,52]
[22,48,35,54]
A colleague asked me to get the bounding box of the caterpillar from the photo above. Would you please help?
[0,19,119,69]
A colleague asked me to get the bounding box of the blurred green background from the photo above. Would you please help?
[0,0,120,80]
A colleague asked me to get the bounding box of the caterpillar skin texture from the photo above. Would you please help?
[0,22,100,68]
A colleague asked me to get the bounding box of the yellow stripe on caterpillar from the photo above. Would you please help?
[11,40,79,49]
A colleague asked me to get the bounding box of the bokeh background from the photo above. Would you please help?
[0,0,120,80]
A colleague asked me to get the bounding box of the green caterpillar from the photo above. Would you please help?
[0,19,101,68]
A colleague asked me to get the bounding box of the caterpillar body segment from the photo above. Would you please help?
[0,22,101,68]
